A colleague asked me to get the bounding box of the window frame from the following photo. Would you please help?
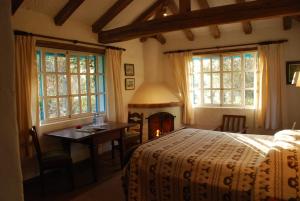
[190,51,257,109]
[37,47,106,125]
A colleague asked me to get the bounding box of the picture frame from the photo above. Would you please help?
[124,63,134,76]
[286,61,300,84]
[125,78,135,90]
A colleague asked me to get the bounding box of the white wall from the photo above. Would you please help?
[145,18,300,133]
[0,1,24,200]
[12,8,145,180]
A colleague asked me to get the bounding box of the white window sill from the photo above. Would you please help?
[192,106,256,110]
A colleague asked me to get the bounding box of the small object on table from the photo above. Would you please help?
[75,125,82,129]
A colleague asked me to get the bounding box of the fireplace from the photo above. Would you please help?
[147,112,175,140]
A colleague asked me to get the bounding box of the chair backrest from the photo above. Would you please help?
[221,115,246,133]
[127,112,144,143]
[29,126,42,162]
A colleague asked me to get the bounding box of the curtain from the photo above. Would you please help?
[15,35,38,158]
[256,44,287,130]
[105,48,125,123]
[168,52,194,125]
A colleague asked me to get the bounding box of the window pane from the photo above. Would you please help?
[71,75,79,94]
[204,90,211,104]
[212,73,220,89]
[45,53,55,72]
[232,90,242,105]
[223,73,232,89]
[203,58,210,72]
[47,98,58,118]
[80,75,87,94]
[89,56,96,73]
[81,95,88,113]
[223,56,231,71]
[212,90,220,104]
[233,56,241,71]
[98,56,104,74]
[193,74,200,89]
[223,90,231,104]
[58,75,67,95]
[71,96,80,114]
[80,56,87,73]
[245,72,254,88]
[212,57,220,72]
[70,56,78,73]
[232,72,242,89]
[57,54,66,72]
[46,74,56,96]
[193,58,201,73]
[244,53,255,71]
[100,94,106,112]
[91,95,96,113]
[245,90,254,106]
[203,73,211,88]
[193,90,201,105]
[90,75,96,93]
[59,97,68,117]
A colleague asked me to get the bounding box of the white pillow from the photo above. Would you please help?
[274,129,300,142]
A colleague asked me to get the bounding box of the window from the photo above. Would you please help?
[37,48,106,124]
[190,51,257,108]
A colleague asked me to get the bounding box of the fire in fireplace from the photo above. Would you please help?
[147,112,175,140]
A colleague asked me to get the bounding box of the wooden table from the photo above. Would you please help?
[45,122,135,181]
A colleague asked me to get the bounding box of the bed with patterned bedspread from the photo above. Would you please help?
[124,128,300,201]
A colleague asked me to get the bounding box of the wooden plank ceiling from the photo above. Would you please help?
[11,0,300,45]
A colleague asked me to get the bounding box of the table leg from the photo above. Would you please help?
[119,129,125,169]
[89,143,98,182]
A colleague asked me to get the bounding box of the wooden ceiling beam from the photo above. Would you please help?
[179,0,191,13]
[137,0,167,45]
[132,0,167,24]
[196,0,220,38]
[11,0,24,15]
[167,0,194,41]
[54,0,85,26]
[283,16,292,30]
[236,0,252,34]
[92,0,133,33]
[98,0,300,43]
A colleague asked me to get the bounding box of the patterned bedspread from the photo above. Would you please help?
[125,128,278,201]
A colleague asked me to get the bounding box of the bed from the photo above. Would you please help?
[124,128,300,201]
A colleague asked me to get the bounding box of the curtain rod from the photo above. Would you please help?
[163,39,288,54]
[14,30,126,51]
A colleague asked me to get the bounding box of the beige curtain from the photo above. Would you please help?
[105,48,125,123]
[15,35,38,158]
[168,52,194,125]
[256,44,286,130]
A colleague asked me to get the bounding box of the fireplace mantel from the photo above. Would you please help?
[128,102,182,108]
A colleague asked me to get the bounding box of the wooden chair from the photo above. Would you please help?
[111,112,144,159]
[29,126,74,195]
[215,115,247,133]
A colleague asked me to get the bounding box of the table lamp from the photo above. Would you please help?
[292,71,300,87]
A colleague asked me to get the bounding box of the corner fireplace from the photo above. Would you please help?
[147,112,175,140]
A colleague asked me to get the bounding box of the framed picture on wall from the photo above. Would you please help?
[286,61,300,84]
[125,78,135,90]
[124,63,134,76]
